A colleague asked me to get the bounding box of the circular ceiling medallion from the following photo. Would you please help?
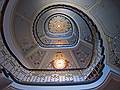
[44,13,74,39]
[48,14,72,34]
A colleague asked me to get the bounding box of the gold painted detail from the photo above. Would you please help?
[48,15,71,33]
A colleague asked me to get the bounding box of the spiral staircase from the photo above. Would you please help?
[0,0,120,90]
